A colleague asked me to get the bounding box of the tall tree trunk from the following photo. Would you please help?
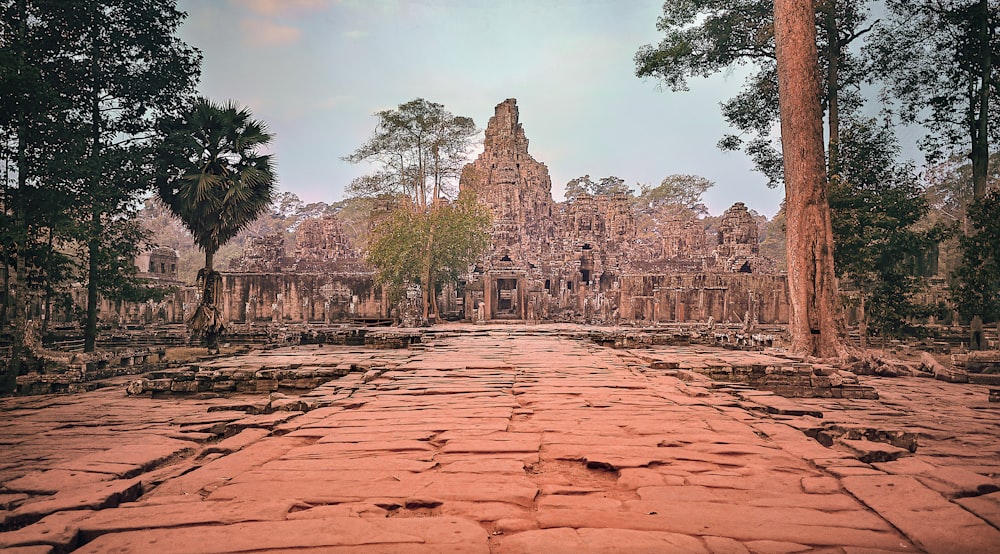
[83,5,104,353]
[42,230,53,333]
[1,260,8,332]
[1,148,9,331]
[971,0,992,200]
[416,136,426,210]
[422,212,436,323]
[825,0,841,174]
[7,0,31,390]
[84,234,99,351]
[774,0,845,358]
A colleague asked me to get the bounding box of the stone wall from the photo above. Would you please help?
[617,274,789,325]
[219,273,384,324]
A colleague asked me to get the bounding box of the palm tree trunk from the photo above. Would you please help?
[200,248,223,352]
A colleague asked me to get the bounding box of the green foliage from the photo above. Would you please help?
[365,191,491,308]
[635,0,872,187]
[635,174,713,216]
[869,1,1000,172]
[954,190,1000,323]
[830,118,943,339]
[343,98,478,207]
[922,152,1000,278]
[564,175,631,201]
[1,0,201,353]
[157,98,276,263]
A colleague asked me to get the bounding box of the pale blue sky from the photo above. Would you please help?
[176,0,785,217]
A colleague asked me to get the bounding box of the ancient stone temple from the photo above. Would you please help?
[715,202,776,274]
[457,98,787,325]
[460,98,559,272]
[221,213,384,324]
[81,97,786,329]
[136,247,181,282]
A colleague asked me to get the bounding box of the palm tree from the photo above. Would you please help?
[157,98,276,352]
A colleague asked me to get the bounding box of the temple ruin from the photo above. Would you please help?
[83,98,786,329]
[456,98,785,324]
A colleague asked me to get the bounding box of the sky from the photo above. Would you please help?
[176,0,787,217]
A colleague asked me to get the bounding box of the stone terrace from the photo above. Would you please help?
[1,325,1000,553]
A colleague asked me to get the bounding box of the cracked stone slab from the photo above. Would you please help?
[842,474,1000,552]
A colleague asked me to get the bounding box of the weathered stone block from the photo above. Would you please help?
[147,379,173,392]
[170,380,200,393]
[255,379,279,392]
[969,373,1000,385]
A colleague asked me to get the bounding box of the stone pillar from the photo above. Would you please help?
[722,288,730,323]
[484,275,494,321]
[971,316,985,351]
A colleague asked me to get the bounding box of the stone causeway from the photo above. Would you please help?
[2,324,999,553]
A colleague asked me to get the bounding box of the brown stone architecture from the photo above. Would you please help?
[221,217,384,325]
[456,98,786,325]
[60,98,785,329]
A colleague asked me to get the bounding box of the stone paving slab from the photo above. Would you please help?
[843,474,1000,552]
[2,327,1000,552]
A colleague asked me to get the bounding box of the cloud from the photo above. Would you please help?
[344,30,367,40]
[236,0,334,16]
[240,19,302,46]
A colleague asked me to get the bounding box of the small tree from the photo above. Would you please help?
[365,190,491,322]
[830,118,943,345]
[954,190,1000,323]
[157,98,276,351]
[344,98,482,321]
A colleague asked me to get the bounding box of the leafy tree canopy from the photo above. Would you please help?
[635,174,713,216]
[344,98,478,208]
[157,98,276,262]
[954,190,1000,323]
[636,0,873,187]
[830,118,943,339]
[564,175,631,201]
[868,0,1000,198]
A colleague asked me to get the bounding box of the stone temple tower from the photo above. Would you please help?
[459,98,557,268]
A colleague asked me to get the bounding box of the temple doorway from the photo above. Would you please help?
[495,278,518,317]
